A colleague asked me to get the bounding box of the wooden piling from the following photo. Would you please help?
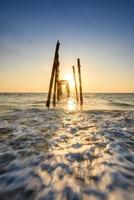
[52,70,57,107]
[53,64,59,106]
[56,68,60,101]
[77,58,83,106]
[46,41,60,107]
[72,66,79,101]
[66,81,70,98]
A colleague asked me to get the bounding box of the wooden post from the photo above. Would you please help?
[53,64,59,106]
[72,66,79,101]
[46,41,60,107]
[56,68,60,101]
[77,58,83,106]
[53,70,56,107]
[66,81,70,98]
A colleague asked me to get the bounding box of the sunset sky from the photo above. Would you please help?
[0,0,134,92]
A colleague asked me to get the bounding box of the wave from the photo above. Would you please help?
[109,101,134,107]
[33,100,46,104]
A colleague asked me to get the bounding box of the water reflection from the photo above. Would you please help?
[67,98,77,111]
[0,94,134,200]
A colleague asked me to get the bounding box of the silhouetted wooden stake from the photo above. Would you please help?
[66,82,70,98]
[46,41,60,107]
[56,68,60,101]
[53,71,56,107]
[57,81,60,101]
[53,65,59,106]
[77,58,83,106]
[72,66,79,101]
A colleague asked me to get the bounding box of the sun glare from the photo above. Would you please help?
[63,74,74,89]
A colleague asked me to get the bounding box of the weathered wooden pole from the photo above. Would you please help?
[53,71,57,107]
[72,66,79,102]
[56,68,60,101]
[46,41,60,107]
[77,58,83,106]
[66,81,70,98]
[57,81,60,101]
[53,63,59,106]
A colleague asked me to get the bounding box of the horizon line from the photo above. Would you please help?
[0,92,134,94]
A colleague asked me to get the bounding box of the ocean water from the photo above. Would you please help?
[0,93,134,200]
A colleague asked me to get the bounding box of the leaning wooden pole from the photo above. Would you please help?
[46,41,60,107]
[56,67,60,101]
[77,58,83,106]
[53,64,59,106]
[53,70,57,107]
[72,66,79,101]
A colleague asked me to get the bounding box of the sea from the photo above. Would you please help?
[0,93,134,200]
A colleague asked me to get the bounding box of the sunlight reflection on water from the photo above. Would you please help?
[0,94,134,199]
[67,98,77,111]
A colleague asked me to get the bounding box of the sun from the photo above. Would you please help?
[63,73,74,89]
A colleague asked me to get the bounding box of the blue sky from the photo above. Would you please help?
[0,0,134,92]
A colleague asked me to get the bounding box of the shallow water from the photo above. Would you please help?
[0,93,134,200]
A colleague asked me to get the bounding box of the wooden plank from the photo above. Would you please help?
[46,41,60,107]
[72,66,79,101]
[77,58,83,106]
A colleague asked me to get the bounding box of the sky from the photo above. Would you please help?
[0,0,134,93]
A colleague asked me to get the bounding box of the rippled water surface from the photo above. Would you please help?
[0,93,134,200]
